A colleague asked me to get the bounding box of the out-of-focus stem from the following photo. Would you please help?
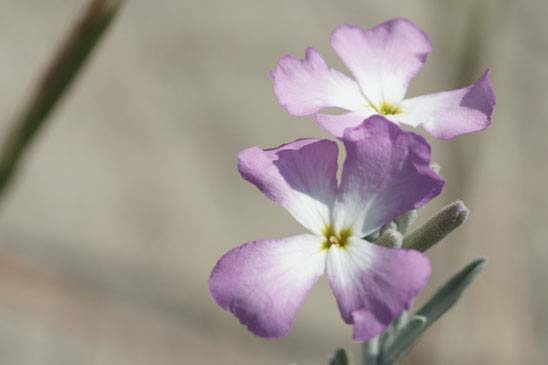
[0,0,124,201]
[362,336,379,365]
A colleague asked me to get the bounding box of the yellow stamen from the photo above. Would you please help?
[322,225,352,250]
[376,101,402,115]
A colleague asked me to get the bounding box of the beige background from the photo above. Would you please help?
[0,0,545,364]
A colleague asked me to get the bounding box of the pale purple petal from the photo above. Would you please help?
[331,19,432,107]
[238,139,338,235]
[209,234,327,338]
[272,47,367,116]
[326,237,431,342]
[315,108,377,138]
[397,69,496,139]
[333,116,444,236]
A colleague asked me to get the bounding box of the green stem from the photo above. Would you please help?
[363,336,380,365]
[0,0,124,201]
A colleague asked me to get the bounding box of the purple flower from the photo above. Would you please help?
[208,116,445,342]
[271,18,496,140]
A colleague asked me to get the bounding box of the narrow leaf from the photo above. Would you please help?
[381,258,485,364]
[416,258,485,322]
[381,316,426,364]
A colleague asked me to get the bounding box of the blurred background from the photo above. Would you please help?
[0,0,545,364]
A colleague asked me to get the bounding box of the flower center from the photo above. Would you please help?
[322,225,352,250]
[376,101,402,115]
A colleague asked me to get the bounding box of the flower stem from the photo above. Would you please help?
[0,0,125,202]
[362,336,380,365]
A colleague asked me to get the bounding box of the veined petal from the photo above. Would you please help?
[397,69,496,139]
[238,139,338,235]
[315,108,377,138]
[331,19,431,107]
[272,47,367,116]
[333,116,444,237]
[209,234,327,338]
[326,237,431,342]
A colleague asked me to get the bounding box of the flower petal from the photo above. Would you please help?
[331,19,432,107]
[315,108,377,138]
[326,237,431,342]
[272,47,367,116]
[397,69,496,139]
[209,234,327,338]
[238,139,338,235]
[333,116,444,236]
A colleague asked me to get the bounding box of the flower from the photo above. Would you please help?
[208,116,445,341]
[271,18,496,140]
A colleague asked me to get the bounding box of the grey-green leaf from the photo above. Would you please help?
[381,316,427,364]
[416,258,485,323]
[380,258,485,364]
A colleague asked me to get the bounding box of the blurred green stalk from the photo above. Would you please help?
[0,0,124,200]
